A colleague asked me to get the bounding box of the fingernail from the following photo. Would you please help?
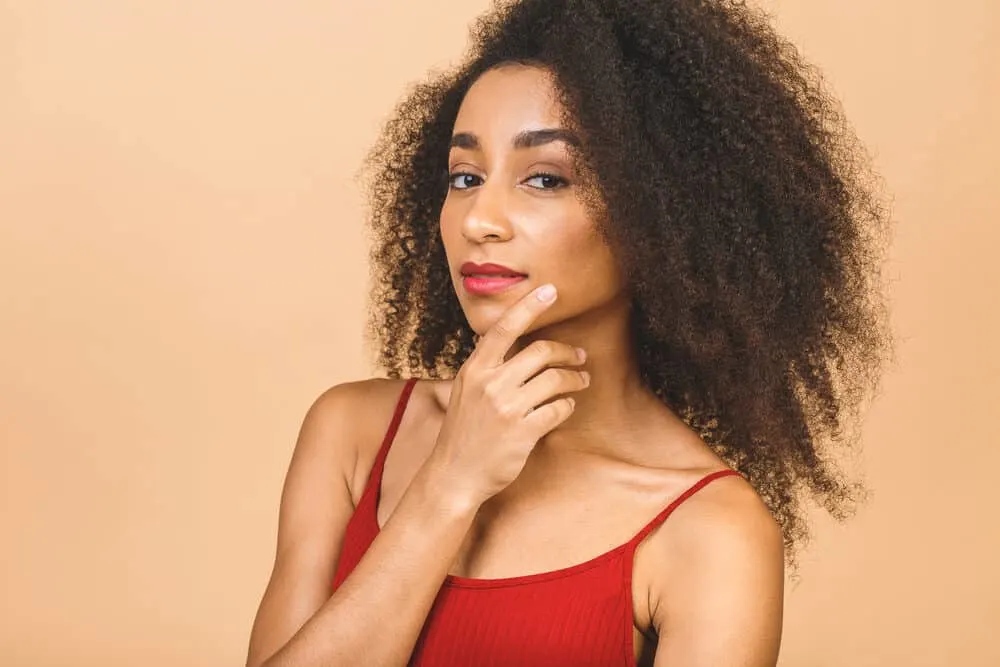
[576,347,587,361]
[536,284,556,302]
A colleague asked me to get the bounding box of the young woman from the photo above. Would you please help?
[246,1,890,665]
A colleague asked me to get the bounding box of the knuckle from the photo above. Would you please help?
[540,398,572,423]
[491,319,514,339]
[529,340,555,357]
[482,378,503,402]
[559,397,575,416]
[550,367,577,388]
[497,401,520,421]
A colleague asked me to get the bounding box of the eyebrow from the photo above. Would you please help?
[449,128,580,151]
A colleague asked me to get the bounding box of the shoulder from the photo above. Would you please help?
[297,377,415,501]
[247,378,414,666]
[308,375,408,408]
[653,469,783,590]
[646,470,784,664]
[299,377,407,451]
[665,470,782,558]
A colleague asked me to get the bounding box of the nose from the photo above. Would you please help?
[461,181,514,243]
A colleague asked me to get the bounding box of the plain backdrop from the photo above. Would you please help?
[1,1,998,665]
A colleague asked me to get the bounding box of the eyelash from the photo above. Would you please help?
[446,171,569,191]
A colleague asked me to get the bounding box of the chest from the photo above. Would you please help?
[407,574,654,667]
[372,428,680,654]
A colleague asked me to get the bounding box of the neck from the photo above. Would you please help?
[505,294,686,461]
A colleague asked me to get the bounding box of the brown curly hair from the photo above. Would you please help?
[359,0,893,567]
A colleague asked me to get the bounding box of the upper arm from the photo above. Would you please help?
[652,478,785,667]
[245,380,380,667]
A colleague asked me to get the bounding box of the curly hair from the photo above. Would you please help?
[360,0,893,567]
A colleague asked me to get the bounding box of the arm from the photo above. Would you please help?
[245,380,479,667]
[652,478,785,667]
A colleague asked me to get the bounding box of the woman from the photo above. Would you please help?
[246,0,890,665]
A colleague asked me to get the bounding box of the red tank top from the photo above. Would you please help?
[332,378,740,666]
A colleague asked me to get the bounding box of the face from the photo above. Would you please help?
[441,64,627,338]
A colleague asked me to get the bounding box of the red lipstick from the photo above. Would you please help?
[460,262,528,296]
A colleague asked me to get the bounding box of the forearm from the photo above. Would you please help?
[260,456,478,667]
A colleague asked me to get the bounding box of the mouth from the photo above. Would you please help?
[461,272,526,278]
[458,261,529,296]
[459,261,526,277]
[459,262,528,296]
[461,274,528,296]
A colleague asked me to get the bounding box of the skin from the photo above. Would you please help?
[412,63,783,663]
[246,63,785,667]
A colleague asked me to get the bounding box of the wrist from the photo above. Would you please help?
[414,452,484,520]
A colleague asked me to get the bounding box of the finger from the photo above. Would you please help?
[476,283,558,367]
[500,339,585,387]
[523,395,576,431]
[515,367,589,414]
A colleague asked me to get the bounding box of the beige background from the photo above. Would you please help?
[1,0,997,665]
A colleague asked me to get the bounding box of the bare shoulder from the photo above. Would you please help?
[304,377,415,504]
[667,471,782,553]
[307,375,407,418]
[244,377,414,667]
[647,470,784,666]
[306,377,410,437]
[650,470,783,588]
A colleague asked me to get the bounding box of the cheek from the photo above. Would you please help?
[438,207,463,261]
[549,226,624,299]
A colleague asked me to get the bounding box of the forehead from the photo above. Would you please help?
[453,64,565,137]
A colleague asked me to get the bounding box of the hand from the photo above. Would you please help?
[427,283,590,508]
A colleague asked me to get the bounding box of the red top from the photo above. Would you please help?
[332,377,741,666]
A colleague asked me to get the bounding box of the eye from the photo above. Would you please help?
[448,172,483,190]
[524,172,568,190]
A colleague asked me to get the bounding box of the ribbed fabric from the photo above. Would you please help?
[332,377,741,666]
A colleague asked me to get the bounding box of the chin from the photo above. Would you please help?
[453,279,564,335]
[469,309,555,341]
[462,308,507,337]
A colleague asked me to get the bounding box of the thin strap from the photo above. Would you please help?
[627,468,742,547]
[370,377,419,478]
[618,468,741,666]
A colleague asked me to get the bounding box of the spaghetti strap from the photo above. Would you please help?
[332,378,419,591]
[367,377,419,495]
[627,468,742,547]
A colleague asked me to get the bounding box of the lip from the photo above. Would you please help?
[459,261,526,277]
[462,274,528,296]
[459,262,528,296]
